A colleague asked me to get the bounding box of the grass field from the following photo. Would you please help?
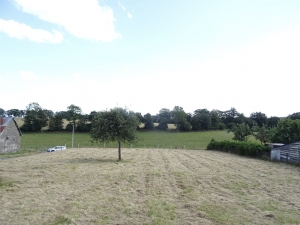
[1,148,300,225]
[17,130,238,152]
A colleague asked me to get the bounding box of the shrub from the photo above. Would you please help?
[206,139,270,157]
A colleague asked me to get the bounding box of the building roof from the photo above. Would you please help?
[0,117,22,136]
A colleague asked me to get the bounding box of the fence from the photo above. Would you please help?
[275,141,300,165]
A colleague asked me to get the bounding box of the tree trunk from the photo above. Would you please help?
[118,141,121,161]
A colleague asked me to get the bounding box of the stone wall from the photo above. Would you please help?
[0,119,21,154]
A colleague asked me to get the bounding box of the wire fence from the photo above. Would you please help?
[20,143,206,153]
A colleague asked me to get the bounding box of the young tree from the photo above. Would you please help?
[90,108,139,160]
[253,124,272,144]
[230,123,252,142]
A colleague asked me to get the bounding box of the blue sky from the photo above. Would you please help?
[1,0,300,117]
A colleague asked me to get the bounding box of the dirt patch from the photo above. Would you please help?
[1,148,300,224]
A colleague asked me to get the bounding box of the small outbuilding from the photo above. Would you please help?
[0,117,22,154]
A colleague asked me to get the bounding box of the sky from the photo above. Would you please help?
[1,0,300,117]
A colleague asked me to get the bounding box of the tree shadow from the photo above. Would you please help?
[66,157,119,164]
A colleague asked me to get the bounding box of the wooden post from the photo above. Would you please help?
[118,141,121,161]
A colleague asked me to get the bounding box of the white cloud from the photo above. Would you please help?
[127,13,132,19]
[12,0,121,42]
[19,71,38,80]
[0,19,63,43]
[118,2,126,11]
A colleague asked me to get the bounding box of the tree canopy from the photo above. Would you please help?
[171,106,192,131]
[21,102,48,132]
[90,108,139,160]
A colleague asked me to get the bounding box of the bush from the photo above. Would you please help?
[206,139,270,157]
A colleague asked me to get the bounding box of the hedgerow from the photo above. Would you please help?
[206,139,270,157]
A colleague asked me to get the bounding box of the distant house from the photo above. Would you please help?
[0,117,22,154]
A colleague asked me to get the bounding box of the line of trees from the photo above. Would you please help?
[2,103,300,145]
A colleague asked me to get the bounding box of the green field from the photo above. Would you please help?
[18,130,261,151]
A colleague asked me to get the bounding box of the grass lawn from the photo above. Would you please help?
[1,148,299,225]
[17,130,239,151]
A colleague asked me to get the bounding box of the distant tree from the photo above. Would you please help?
[233,113,246,124]
[158,108,172,123]
[67,104,82,128]
[267,116,280,128]
[44,109,54,118]
[157,118,168,130]
[48,114,63,131]
[171,106,191,131]
[0,108,5,116]
[88,111,97,121]
[191,113,211,131]
[56,111,68,119]
[223,107,240,125]
[143,113,154,130]
[244,117,257,128]
[90,108,139,160]
[271,118,300,144]
[21,102,48,132]
[230,123,252,142]
[151,114,160,123]
[76,114,90,132]
[288,112,300,120]
[186,113,192,123]
[250,112,267,127]
[210,110,221,130]
[135,112,145,129]
[253,125,272,144]
[6,109,20,117]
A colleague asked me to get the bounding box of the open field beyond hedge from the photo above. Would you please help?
[18,131,241,151]
[1,148,300,225]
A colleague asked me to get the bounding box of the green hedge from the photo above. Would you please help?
[206,139,270,157]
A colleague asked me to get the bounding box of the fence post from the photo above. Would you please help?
[286,153,289,163]
[171,145,172,150]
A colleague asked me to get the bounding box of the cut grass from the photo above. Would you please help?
[1,148,300,224]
